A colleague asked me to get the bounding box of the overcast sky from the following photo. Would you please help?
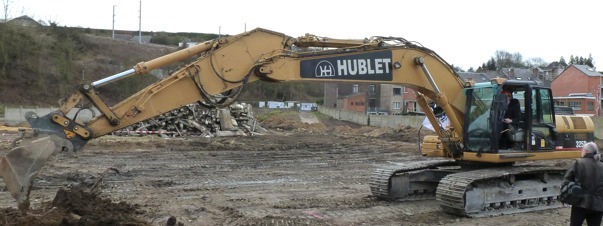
[6,0,603,70]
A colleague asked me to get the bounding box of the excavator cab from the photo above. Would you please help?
[464,80,558,153]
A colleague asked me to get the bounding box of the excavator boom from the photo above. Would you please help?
[26,28,467,152]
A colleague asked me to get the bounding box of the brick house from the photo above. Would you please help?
[402,87,420,114]
[323,83,405,114]
[323,67,548,115]
[339,93,366,113]
[551,64,602,115]
[324,83,374,109]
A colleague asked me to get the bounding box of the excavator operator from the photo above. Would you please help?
[500,89,521,149]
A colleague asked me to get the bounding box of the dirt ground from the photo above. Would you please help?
[0,110,578,225]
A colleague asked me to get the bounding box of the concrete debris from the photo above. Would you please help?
[113,102,266,137]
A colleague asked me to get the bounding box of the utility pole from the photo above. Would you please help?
[112,5,116,39]
[594,69,603,116]
[138,0,142,43]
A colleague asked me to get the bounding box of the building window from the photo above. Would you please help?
[369,84,376,94]
[588,102,594,111]
[393,88,402,95]
[393,102,401,109]
[569,101,581,110]
[369,98,376,111]
[555,101,565,106]
[353,84,358,93]
[413,101,422,112]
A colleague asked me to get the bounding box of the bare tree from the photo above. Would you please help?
[2,0,11,22]
[526,57,548,67]
[494,50,526,68]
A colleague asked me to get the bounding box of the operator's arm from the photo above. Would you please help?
[504,99,521,125]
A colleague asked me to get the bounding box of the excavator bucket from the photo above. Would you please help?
[0,135,56,211]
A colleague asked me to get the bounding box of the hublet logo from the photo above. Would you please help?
[300,50,393,81]
[315,60,335,77]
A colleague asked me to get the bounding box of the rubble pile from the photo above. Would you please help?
[113,102,266,137]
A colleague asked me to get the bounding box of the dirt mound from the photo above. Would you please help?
[260,111,327,133]
[259,110,434,142]
[0,188,149,226]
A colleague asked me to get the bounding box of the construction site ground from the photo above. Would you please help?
[0,110,578,225]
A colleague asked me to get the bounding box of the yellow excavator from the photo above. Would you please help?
[0,28,594,216]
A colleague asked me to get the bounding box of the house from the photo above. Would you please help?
[323,67,548,115]
[324,83,376,110]
[6,15,41,27]
[323,83,405,114]
[380,84,404,114]
[500,68,540,82]
[461,68,542,84]
[539,61,567,81]
[457,72,492,83]
[551,64,602,116]
[339,92,366,113]
[401,87,419,113]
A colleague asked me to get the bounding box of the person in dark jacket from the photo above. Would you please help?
[499,90,521,149]
[563,142,603,226]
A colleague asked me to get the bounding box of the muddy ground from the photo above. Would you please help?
[0,110,577,225]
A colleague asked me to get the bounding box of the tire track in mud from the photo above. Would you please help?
[20,134,433,225]
[0,133,573,225]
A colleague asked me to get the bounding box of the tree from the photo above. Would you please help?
[569,54,595,67]
[468,67,475,72]
[559,56,567,67]
[494,50,525,68]
[487,57,496,70]
[526,57,547,67]
[451,64,465,72]
[479,50,527,71]
[2,0,11,22]
[587,53,594,67]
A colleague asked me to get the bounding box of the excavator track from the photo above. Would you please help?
[436,166,564,217]
[369,159,458,200]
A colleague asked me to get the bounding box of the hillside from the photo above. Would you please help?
[0,23,176,106]
[0,24,323,108]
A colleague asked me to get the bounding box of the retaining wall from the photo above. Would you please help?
[4,107,100,125]
[319,107,603,139]
[318,107,423,128]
